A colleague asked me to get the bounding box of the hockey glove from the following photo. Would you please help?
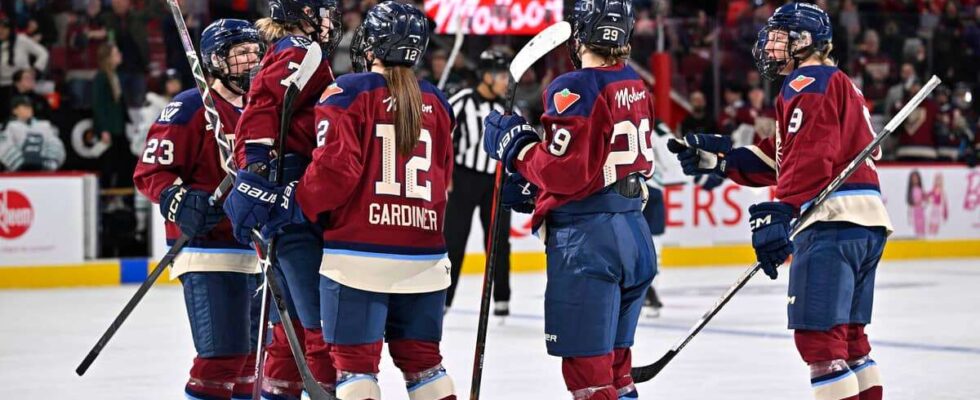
[483,110,539,172]
[261,181,309,238]
[666,133,732,177]
[501,172,537,214]
[695,174,726,191]
[748,202,795,280]
[160,185,225,238]
[223,170,278,244]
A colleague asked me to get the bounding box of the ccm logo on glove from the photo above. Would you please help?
[165,187,187,222]
[749,215,772,230]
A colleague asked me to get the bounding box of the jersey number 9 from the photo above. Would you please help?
[374,124,433,201]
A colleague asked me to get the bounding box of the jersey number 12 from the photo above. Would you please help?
[375,124,433,201]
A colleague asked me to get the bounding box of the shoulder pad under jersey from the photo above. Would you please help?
[155,89,204,125]
[545,71,601,118]
[319,72,386,109]
[781,65,838,101]
[272,35,314,54]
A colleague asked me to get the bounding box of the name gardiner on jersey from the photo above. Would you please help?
[368,202,439,231]
[615,87,646,110]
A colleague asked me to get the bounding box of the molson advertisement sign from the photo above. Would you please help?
[424,0,563,36]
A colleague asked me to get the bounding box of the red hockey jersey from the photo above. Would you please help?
[234,35,334,166]
[724,65,892,233]
[513,63,656,229]
[296,73,455,294]
[134,89,258,276]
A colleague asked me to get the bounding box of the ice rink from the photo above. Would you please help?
[2,258,978,399]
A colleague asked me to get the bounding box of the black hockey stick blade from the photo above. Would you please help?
[631,350,676,383]
[76,234,192,376]
[631,75,941,384]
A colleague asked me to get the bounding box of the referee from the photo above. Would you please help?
[444,49,518,316]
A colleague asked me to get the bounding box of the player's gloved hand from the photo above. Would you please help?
[160,185,225,238]
[501,172,537,214]
[666,133,732,177]
[223,170,279,244]
[748,202,795,279]
[695,174,726,191]
[483,110,539,172]
[261,181,309,238]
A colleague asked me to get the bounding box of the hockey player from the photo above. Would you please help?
[483,1,656,398]
[224,2,458,399]
[223,1,340,398]
[133,19,265,400]
[669,3,889,400]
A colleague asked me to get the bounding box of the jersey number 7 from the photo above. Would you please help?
[374,124,433,202]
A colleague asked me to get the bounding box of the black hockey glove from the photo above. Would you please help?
[160,185,225,238]
[666,133,732,177]
[501,172,537,214]
[748,202,795,279]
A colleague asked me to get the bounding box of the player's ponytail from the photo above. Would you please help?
[255,17,289,43]
[383,65,423,156]
[587,44,632,66]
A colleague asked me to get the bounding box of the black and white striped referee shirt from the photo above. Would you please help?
[448,88,521,174]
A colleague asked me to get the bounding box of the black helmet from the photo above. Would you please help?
[268,0,343,54]
[350,1,429,73]
[477,49,509,77]
[567,0,634,67]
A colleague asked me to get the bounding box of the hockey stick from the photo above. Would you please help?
[75,1,241,376]
[437,12,466,91]
[248,42,336,400]
[469,21,572,400]
[630,75,942,384]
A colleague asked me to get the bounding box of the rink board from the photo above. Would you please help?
[2,239,979,289]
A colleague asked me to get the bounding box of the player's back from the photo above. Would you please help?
[774,65,892,232]
[234,35,334,166]
[299,72,455,293]
[523,63,655,228]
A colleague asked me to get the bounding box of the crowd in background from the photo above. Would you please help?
[0,0,977,256]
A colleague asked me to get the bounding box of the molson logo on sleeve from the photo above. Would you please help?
[424,0,563,36]
[0,190,34,239]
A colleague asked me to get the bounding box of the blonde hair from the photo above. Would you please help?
[587,44,632,65]
[97,43,121,101]
[383,66,423,156]
[255,17,290,43]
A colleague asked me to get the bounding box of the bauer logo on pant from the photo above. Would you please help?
[545,334,558,342]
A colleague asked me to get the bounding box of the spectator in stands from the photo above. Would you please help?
[5,68,51,123]
[680,90,717,135]
[934,1,966,82]
[718,84,745,135]
[731,87,776,147]
[0,96,65,172]
[65,0,107,71]
[161,0,201,91]
[132,69,181,157]
[936,83,978,163]
[852,29,895,110]
[0,14,48,93]
[92,42,135,188]
[12,0,57,46]
[99,0,157,107]
[884,62,918,120]
[894,81,940,161]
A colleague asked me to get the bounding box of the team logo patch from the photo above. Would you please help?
[788,75,816,92]
[319,84,343,102]
[553,89,581,114]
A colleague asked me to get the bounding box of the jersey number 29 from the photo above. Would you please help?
[603,119,654,186]
[375,124,433,201]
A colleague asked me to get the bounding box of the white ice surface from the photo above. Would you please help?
[1,259,978,399]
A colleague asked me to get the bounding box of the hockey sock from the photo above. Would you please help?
[389,340,456,400]
[809,359,859,400]
[186,356,246,400]
[336,371,382,400]
[231,353,257,399]
[845,324,882,400]
[262,321,305,399]
[848,356,882,400]
[562,353,618,400]
[303,327,336,389]
[612,348,637,399]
